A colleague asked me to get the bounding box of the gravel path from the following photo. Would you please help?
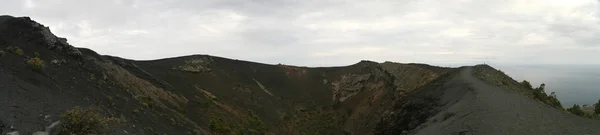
[415,67,600,135]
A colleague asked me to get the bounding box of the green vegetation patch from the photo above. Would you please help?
[60,106,122,135]
[209,110,266,135]
[567,104,585,117]
[6,46,23,56]
[27,57,44,70]
[474,65,563,109]
[276,107,347,135]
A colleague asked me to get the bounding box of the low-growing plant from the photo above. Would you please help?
[14,49,22,56]
[27,57,44,70]
[33,51,40,57]
[60,106,122,135]
[6,46,24,56]
[0,50,5,56]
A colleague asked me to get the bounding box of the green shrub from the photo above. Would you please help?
[6,46,24,56]
[14,48,23,56]
[567,104,585,116]
[246,110,266,135]
[525,82,563,109]
[0,50,5,56]
[520,80,533,90]
[27,57,44,70]
[33,51,40,57]
[209,118,232,135]
[60,107,122,135]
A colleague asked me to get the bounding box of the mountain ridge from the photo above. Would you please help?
[0,15,453,135]
[1,15,596,135]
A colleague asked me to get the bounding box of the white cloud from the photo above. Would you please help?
[312,46,384,57]
[2,0,600,66]
[24,0,35,9]
[439,28,473,37]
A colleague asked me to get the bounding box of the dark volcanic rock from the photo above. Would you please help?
[0,16,82,58]
[8,15,596,135]
[0,119,5,134]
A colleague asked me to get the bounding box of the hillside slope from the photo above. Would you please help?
[376,67,600,135]
[0,16,453,135]
[2,15,595,135]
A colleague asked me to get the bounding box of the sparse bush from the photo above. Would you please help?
[27,57,44,70]
[33,51,40,57]
[521,80,533,90]
[60,107,122,135]
[567,104,585,116]
[246,110,266,135]
[525,82,563,109]
[209,110,266,135]
[209,118,232,135]
[0,50,5,56]
[6,46,24,56]
[15,48,23,56]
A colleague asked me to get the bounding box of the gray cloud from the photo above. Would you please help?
[2,0,600,66]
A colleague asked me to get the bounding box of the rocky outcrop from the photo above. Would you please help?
[0,16,82,58]
[331,74,371,102]
[331,61,395,102]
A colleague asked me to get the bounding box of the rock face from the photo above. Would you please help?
[331,74,371,102]
[0,16,82,58]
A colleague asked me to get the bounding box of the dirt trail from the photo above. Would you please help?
[414,67,600,135]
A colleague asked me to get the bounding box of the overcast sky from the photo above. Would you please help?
[2,0,600,67]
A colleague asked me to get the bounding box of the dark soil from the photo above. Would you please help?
[3,15,596,135]
[0,15,452,135]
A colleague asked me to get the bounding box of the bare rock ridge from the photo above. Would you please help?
[1,15,596,135]
[0,15,81,58]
